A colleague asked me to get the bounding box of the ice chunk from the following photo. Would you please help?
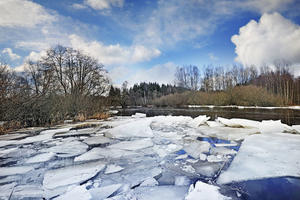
[41,141,88,157]
[200,153,207,161]
[259,120,292,134]
[0,166,34,176]
[195,163,223,177]
[217,117,260,128]
[17,128,70,144]
[217,133,300,184]
[108,138,153,151]
[109,118,153,138]
[189,115,210,128]
[291,125,300,134]
[176,154,188,160]
[206,121,224,128]
[105,164,124,174]
[153,143,182,158]
[197,126,259,141]
[0,182,17,199]
[140,177,159,186]
[25,152,56,164]
[43,161,105,190]
[55,185,91,200]
[89,184,122,199]
[83,136,111,146]
[182,165,195,173]
[0,147,18,157]
[184,141,210,159]
[12,185,44,199]
[131,113,146,118]
[175,176,191,186]
[75,147,137,162]
[207,155,225,162]
[185,181,231,200]
[0,133,28,140]
[130,186,189,200]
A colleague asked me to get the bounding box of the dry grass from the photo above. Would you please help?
[0,121,22,135]
[88,112,110,120]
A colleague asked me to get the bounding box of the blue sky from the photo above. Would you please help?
[1,0,300,86]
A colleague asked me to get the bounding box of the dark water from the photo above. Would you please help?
[228,177,300,200]
[117,107,300,125]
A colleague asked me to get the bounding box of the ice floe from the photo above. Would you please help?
[108,118,153,138]
[217,133,300,184]
[43,161,105,190]
[41,140,88,157]
[25,152,56,164]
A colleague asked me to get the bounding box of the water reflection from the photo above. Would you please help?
[117,107,300,125]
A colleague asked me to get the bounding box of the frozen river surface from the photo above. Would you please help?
[0,113,300,200]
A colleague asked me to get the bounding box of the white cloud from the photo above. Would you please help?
[2,48,20,60]
[72,3,87,10]
[241,0,294,14]
[0,0,55,28]
[232,13,300,68]
[127,62,177,86]
[69,34,161,65]
[84,0,124,10]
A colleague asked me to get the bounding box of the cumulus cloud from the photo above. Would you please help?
[0,0,55,28]
[69,34,161,65]
[2,48,20,60]
[232,13,300,68]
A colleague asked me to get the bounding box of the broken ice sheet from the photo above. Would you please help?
[25,152,56,164]
[108,118,153,138]
[217,133,300,184]
[41,140,88,157]
[105,164,124,174]
[89,184,122,199]
[107,138,153,151]
[0,166,34,176]
[43,161,105,190]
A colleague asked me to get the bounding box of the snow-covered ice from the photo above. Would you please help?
[185,181,231,200]
[217,133,300,184]
[217,117,260,128]
[189,115,210,128]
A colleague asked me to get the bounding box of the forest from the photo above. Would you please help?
[1,45,300,132]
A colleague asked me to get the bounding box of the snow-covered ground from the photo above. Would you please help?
[0,114,299,199]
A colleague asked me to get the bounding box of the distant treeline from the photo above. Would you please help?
[107,61,300,107]
[108,82,187,107]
